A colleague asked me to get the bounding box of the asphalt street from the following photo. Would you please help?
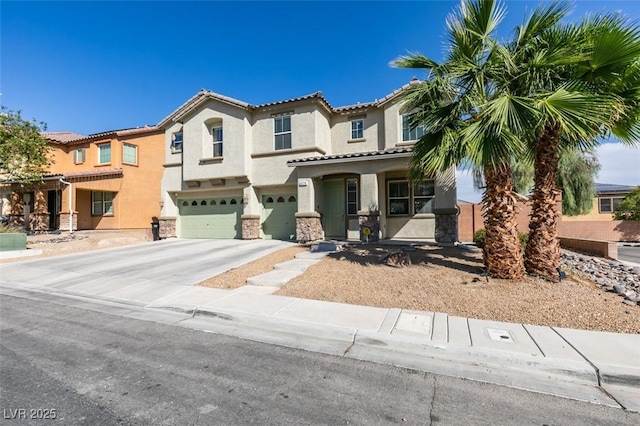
[618,244,640,264]
[1,295,638,425]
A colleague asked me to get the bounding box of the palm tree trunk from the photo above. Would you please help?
[482,164,525,279]
[525,123,561,282]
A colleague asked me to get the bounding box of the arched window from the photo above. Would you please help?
[230,199,237,204]
[210,200,217,205]
[277,197,285,203]
[288,196,296,202]
[266,197,274,203]
[191,201,197,206]
[200,200,207,206]
[182,201,188,206]
[220,199,227,205]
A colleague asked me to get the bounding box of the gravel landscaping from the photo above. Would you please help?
[202,242,640,334]
[7,232,638,334]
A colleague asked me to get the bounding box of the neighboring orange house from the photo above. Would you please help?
[4,126,164,231]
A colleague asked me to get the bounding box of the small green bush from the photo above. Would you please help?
[473,229,486,248]
[473,228,528,250]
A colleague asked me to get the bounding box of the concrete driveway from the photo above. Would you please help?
[0,238,294,303]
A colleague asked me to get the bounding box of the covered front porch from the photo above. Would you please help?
[287,148,458,244]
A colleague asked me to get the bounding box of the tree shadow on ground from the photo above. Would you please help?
[327,243,485,275]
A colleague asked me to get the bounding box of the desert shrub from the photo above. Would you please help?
[473,228,528,250]
[0,224,24,234]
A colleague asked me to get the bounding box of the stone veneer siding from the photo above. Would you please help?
[358,210,380,242]
[159,217,176,239]
[59,212,78,232]
[295,212,323,243]
[434,208,458,244]
[241,215,261,240]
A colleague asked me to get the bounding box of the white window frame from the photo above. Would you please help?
[387,179,435,216]
[402,114,425,142]
[91,191,114,216]
[413,180,435,214]
[350,119,364,140]
[346,178,358,216]
[97,143,111,165]
[388,180,410,216]
[274,116,292,150]
[211,125,223,157]
[122,143,138,165]
[171,131,183,153]
[74,147,86,164]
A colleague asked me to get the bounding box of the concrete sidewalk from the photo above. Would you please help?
[1,242,639,413]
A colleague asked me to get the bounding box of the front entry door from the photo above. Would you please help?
[323,179,345,239]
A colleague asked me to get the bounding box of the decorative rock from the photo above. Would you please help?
[623,300,637,306]
[613,285,627,294]
[561,249,639,309]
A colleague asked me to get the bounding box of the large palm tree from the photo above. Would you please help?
[510,7,640,281]
[393,0,532,279]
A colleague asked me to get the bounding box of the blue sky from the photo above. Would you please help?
[2,0,639,201]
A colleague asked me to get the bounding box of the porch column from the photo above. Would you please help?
[241,186,261,240]
[295,177,322,243]
[434,166,458,244]
[358,173,380,242]
[31,189,50,232]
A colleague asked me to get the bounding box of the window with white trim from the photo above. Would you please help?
[91,191,114,215]
[402,114,425,142]
[123,143,138,165]
[387,179,435,216]
[346,179,358,216]
[274,116,292,150]
[212,125,223,157]
[171,131,183,153]
[74,148,86,164]
[351,119,364,140]
[97,143,111,164]
[413,180,435,214]
[388,181,410,215]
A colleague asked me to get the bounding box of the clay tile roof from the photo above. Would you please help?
[333,101,377,113]
[251,91,333,111]
[63,168,123,179]
[42,132,87,143]
[288,146,413,166]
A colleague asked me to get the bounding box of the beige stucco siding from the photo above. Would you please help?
[330,109,383,155]
[181,100,250,181]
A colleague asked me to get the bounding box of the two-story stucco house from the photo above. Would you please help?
[157,81,458,243]
[3,126,164,232]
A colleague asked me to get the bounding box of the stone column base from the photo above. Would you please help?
[30,212,50,232]
[241,215,261,240]
[295,212,323,243]
[434,208,458,244]
[59,212,78,231]
[159,217,176,239]
[358,210,380,242]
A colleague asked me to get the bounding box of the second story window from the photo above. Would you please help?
[74,148,86,164]
[212,125,223,157]
[274,116,291,150]
[402,114,425,142]
[97,143,111,165]
[123,143,138,165]
[171,131,183,153]
[351,119,364,140]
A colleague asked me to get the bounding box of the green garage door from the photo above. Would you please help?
[262,195,297,240]
[178,197,242,239]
